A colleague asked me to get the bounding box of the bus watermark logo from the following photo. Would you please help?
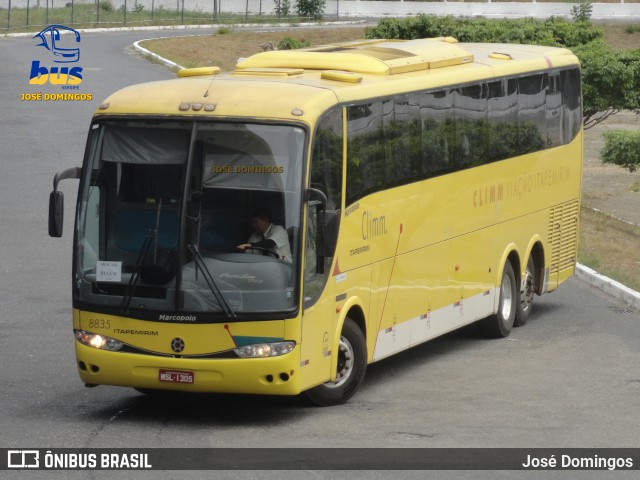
[34,24,80,63]
[29,24,83,86]
[7,450,40,468]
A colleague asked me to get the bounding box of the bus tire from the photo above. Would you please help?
[515,256,536,327]
[482,261,517,338]
[305,318,367,407]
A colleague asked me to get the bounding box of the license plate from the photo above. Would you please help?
[159,369,194,384]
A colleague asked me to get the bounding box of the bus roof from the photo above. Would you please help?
[96,38,579,121]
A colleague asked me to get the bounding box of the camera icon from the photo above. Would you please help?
[7,450,40,468]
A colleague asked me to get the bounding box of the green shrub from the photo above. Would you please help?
[544,15,602,47]
[601,130,640,172]
[277,36,311,50]
[624,25,640,35]
[99,0,114,13]
[364,15,602,48]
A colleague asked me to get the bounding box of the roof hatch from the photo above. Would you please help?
[236,38,474,75]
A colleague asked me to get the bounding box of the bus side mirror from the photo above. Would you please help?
[48,166,81,238]
[49,191,64,237]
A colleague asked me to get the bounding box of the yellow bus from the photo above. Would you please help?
[49,37,582,405]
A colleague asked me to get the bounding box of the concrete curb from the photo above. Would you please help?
[576,264,640,311]
[133,38,185,70]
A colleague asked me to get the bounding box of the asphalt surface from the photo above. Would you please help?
[1,28,639,479]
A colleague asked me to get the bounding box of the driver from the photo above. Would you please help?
[237,209,292,263]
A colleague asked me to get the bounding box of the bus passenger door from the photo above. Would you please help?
[300,201,339,390]
[299,107,344,390]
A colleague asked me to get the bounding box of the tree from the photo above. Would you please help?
[274,0,291,17]
[571,1,593,23]
[574,43,640,127]
[296,0,325,19]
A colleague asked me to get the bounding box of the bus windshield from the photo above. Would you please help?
[75,120,306,319]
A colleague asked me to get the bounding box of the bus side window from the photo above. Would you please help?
[488,78,518,162]
[455,84,488,168]
[561,68,582,144]
[517,73,548,155]
[420,89,454,177]
[81,185,101,270]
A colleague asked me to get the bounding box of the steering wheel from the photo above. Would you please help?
[244,246,281,259]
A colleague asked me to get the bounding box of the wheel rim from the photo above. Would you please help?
[325,335,354,389]
[500,272,514,322]
[521,266,535,313]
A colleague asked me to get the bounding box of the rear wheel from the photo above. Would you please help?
[515,256,536,327]
[305,318,367,406]
[482,261,517,338]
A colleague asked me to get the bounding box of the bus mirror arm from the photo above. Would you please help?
[306,188,327,210]
[49,167,81,238]
[53,166,81,192]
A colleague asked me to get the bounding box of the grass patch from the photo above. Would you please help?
[579,207,640,292]
[596,21,640,50]
[138,26,367,71]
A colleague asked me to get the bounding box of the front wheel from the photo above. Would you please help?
[482,261,517,338]
[305,318,367,406]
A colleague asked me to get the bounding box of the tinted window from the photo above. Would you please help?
[345,67,581,205]
[517,74,547,155]
[561,68,582,143]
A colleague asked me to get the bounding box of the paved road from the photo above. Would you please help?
[1,29,640,479]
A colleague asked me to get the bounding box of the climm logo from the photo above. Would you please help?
[29,25,83,86]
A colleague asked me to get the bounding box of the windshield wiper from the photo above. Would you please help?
[188,244,237,320]
[121,230,154,314]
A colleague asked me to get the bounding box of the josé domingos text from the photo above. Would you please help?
[522,454,634,470]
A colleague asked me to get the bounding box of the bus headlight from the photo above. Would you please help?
[74,330,124,351]
[234,341,295,358]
